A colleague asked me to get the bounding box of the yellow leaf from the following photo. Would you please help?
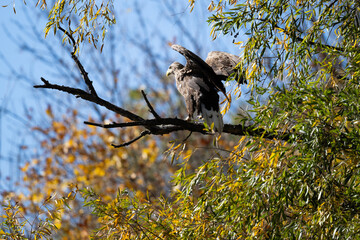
[54,218,62,229]
[46,105,54,118]
[32,193,44,203]
[67,154,75,163]
[21,162,30,172]
[92,166,105,177]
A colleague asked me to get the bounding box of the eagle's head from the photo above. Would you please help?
[166,62,184,76]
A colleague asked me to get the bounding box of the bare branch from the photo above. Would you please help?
[112,130,151,148]
[141,90,161,119]
[36,76,290,144]
[182,131,193,142]
[84,119,289,140]
[84,118,208,134]
[58,26,99,97]
[58,26,76,52]
[34,78,145,122]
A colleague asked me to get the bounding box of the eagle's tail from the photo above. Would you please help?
[201,104,224,133]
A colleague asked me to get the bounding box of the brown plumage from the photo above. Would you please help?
[166,45,245,133]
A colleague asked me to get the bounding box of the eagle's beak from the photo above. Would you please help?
[166,69,172,77]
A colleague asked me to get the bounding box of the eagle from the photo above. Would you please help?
[166,44,244,133]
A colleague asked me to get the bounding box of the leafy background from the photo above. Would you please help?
[1,0,360,239]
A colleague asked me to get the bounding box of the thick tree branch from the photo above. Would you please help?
[35,76,289,146]
[34,77,145,122]
[84,119,289,140]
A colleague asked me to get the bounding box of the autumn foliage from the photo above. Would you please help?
[2,0,360,239]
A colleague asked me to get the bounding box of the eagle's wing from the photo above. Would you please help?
[171,45,215,75]
[171,44,227,99]
[205,51,240,77]
[206,51,246,84]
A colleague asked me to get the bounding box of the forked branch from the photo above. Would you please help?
[34,30,289,147]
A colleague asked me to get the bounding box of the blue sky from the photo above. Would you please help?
[0,3,41,189]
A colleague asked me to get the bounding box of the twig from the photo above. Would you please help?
[58,26,98,97]
[182,131,193,142]
[141,90,161,119]
[257,18,345,52]
[58,26,76,50]
[112,130,151,148]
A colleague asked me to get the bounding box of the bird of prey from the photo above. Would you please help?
[166,44,244,133]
